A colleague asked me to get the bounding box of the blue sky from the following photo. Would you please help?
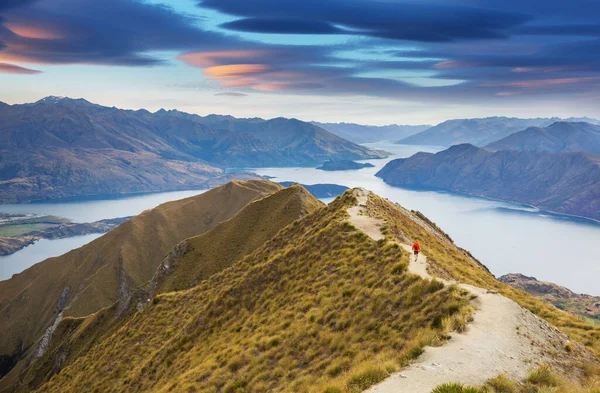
[1,0,600,124]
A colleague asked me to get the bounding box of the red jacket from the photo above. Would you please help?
[412,241,421,251]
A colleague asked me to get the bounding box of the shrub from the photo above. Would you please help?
[432,382,484,393]
[346,367,388,391]
[527,365,560,387]
[485,374,515,393]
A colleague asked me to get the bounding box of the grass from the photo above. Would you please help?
[0,180,284,390]
[433,365,600,393]
[0,223,57,237]
[11,186,600,393]
[39,192,473,393]
[367,194,600,357]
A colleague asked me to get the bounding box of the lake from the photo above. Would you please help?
[252,142,600,296]
[0,189,207,281]
[1,142,599,295]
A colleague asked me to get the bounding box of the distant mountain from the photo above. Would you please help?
[376,144,600,220]
[0,97,386,203]
[397,116,600,147]
[0,180,281,381]
[486,122,600,154]
[313,121,430,143]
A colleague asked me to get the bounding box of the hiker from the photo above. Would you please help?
[412,240,421,259]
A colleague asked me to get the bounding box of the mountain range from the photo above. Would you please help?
[397,116,600,147]
[0,97,386,203]
[0,181,598,392]
[313,122,430,143]
[376,144,600,221]
[486,121,600,155]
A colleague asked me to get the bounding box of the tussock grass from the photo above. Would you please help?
[39,192,472,393]
[434,365,600,393]
[367,194,600,358]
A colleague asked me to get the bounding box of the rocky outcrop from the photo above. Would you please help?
[500,273,600,321]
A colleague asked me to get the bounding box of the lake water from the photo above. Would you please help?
[252,142,600,296]
[1,142,599,295]
[0,189,207,281]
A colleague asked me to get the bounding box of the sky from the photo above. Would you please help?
[1,0,600,125]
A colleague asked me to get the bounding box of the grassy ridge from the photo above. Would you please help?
[367,194,600,356]
[0,185,324,393]
[37,193,473,393]
[156,185,324,293]
[0,180,282,379]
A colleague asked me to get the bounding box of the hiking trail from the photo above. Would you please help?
[346,188,583,393]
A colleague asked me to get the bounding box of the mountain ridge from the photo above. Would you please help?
[397,116,600,147]
[376,144,600,221]
[0,97,386,203]
[0,180,283,380]
[313,121,430,143]
[486,121,600,154]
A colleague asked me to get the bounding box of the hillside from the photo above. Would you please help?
[313,122,430,143]
[486,121,600,154]
[152,185,324,294]
[0,180,282,382]
[500,273,600,323]
[0,184,323,392]
[376,144,600,221]
[2,186,598,393]
[0,97,385,202]
[397,117,600,147]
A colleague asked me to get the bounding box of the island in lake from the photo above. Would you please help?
[316,160,375,171]
[0,213,131,255]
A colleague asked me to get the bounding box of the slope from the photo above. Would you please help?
[152,184,324,294]
[0,180,282,379]
[486,121,600,154]
[376,144,600,221]
[33,190,475,393]
[32,189,600,393]
[0,184,323,393]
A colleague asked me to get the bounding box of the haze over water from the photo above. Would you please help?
[1,142,599,295]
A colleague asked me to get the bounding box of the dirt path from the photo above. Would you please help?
[347,188,385,241]
[346,189,579,393]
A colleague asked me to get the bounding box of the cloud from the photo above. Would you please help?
[215,92,248,97]
[0,62,40,74]
[200,0,530,42]
[0,0,237,66]
[221,18,343,35]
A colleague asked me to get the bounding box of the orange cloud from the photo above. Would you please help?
[434,60,477,69]
[203,64,270,78]
[0,62,41,74]
[512,67,572,73]
[5,23,64,40]
[505,77,599,88]
[178,50,266,67]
